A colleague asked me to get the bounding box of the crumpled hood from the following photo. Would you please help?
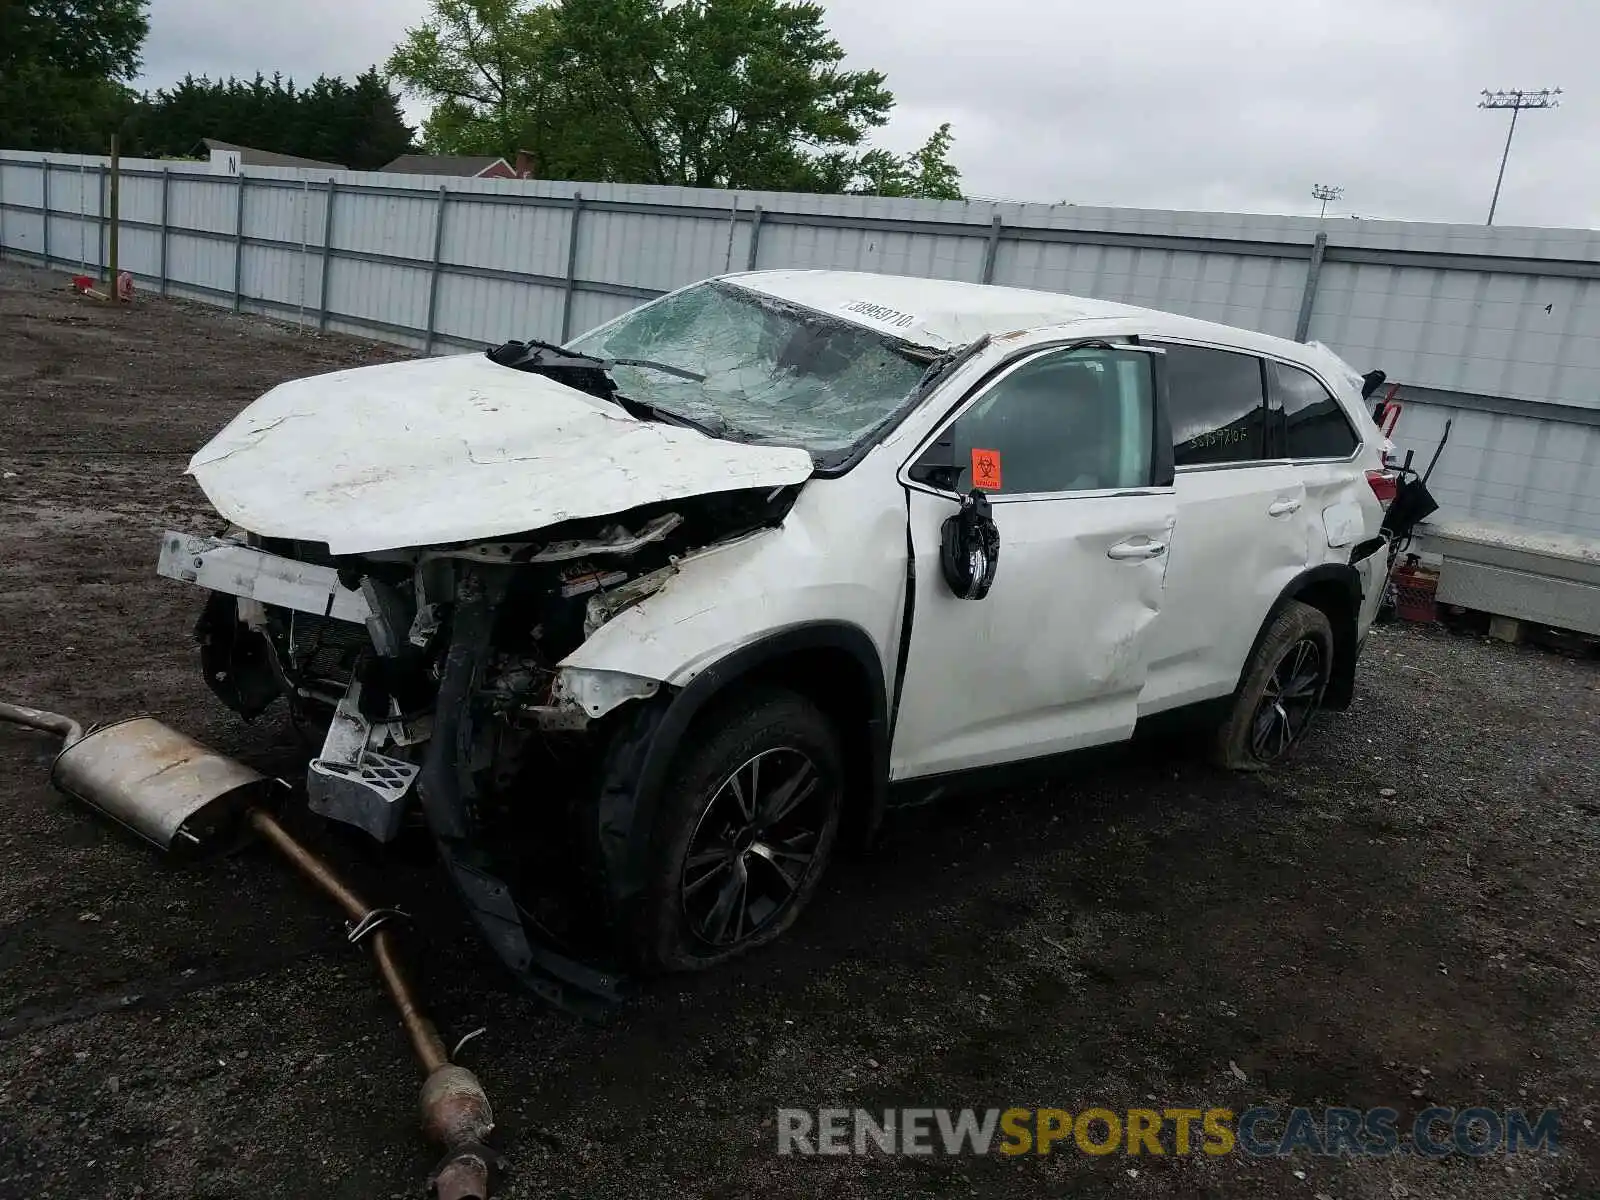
[189,354,815,554]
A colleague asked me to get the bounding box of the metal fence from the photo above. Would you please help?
[2,149,1597,538]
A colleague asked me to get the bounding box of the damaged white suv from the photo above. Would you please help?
[158,270,1392,1003]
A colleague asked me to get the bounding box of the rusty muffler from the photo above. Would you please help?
[0,702,498,1199]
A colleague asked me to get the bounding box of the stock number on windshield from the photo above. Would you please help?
[840,300,917,329]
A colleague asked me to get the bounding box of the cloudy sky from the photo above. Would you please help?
[136,0,1595,228]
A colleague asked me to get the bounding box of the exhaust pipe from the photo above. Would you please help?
[0,702,498,1199]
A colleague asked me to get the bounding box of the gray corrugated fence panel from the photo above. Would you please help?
[752,219,988,283]
[1306,264,1599,412]
[166,171,234,238]
[0,158,43,206]
[1389,398,1600,539]
[576,202,752,294]
[327,252,433,335]
[567,290,642,340]
[993,240,1310,339]
[166,229,234,289]
[333,184,441,261]
[442,187,570,279]
[433,272,565,346]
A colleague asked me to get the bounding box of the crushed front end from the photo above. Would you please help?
[157,487,797,1010]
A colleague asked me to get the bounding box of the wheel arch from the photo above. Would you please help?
[1237,564,1363,710]
[594,621,890,907]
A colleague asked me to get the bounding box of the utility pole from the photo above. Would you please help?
[1479,88,1560,226]
[1311,183,1343,220]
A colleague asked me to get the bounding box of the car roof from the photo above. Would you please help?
[725,269,1357,386]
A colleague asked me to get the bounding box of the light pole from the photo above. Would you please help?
[1479,88,1561,226]
[1312,184,1343,220]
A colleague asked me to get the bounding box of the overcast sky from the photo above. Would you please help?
[136,0,1595,228]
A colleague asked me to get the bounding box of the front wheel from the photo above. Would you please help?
[622,687,844,973]
[1213,600,1334,770]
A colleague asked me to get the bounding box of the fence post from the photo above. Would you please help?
[107,136,120,298]
[318,178,337,332]
[232,172,246,312]
[424,186,449,355]
[981,214,1004,284]
[158,168,170,295]
[746,205,764,270]
[559,190,584,342]
[1294,231,1328,342]
[41,160,51,265]
[97,163,107,278]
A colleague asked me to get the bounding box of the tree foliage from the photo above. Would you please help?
[388,0,962,197]
[121,71,415,169]
[0,0,150,152]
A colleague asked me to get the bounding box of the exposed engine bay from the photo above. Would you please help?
[159,483,799,1008]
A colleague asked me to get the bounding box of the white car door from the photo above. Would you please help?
[889,344,1178,780]
[1265,356,1383,569]
[1138,342,1311,714]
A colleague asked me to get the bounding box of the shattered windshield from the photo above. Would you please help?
[566,280,931,461]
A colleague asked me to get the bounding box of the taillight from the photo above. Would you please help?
[1366,469,1399,508]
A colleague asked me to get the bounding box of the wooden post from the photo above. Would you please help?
[107,135,121,299]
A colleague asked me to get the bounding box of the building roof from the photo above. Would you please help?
[380,154,513,177]
[202,139,344,171]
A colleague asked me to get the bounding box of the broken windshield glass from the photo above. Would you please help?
[566,280,929,459]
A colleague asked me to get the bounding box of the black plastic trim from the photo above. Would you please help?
[889,507,917,736]
[611,621,891,896]
[1236,564,1364,711]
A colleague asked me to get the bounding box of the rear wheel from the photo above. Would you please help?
[622,687,843,973]
[1213,600,1334,770]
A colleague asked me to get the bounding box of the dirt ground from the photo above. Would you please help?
[1,256,1597,1200]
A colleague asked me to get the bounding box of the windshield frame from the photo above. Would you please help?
[565,279,951,475]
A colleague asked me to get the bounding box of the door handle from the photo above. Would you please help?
[1267,497,1303,517]
[1107,538,1167,561]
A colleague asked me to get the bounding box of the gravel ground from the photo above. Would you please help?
[1,257,1597,1200]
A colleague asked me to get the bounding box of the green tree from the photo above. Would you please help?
[121,71,415,169]
[0,0,150,151]
[385,0,616,178]
[842,124,963,199]
[387,0,962,196]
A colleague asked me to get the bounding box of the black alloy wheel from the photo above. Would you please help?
[680,747,829,948]
[1248,636,1327,762]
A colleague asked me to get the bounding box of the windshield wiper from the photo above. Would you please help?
[613,393,735,440]
[486,338,619,401]
[608,357,707,383]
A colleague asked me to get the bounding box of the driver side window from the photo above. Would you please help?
[922,348,1156,495]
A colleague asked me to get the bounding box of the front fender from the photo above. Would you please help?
[559,465,908,690]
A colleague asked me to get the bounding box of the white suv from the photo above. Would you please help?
[158,270,1391,998]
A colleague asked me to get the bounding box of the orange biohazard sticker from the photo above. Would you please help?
[971,447,1002,491]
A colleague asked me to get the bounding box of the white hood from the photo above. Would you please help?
[189,354,815,554]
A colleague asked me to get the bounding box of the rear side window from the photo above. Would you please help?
[1268,361,1359,459]
[1159,344,1267,466]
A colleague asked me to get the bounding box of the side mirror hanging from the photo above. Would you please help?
[940,489,1000,600]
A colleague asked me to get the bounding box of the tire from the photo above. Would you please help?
[620,687,844,974]
[1212,600,1335,771]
